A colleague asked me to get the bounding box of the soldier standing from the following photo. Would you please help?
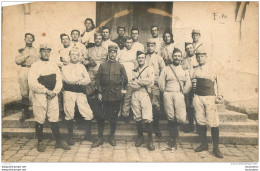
[113,26,127,50]
[130,51,155,150]
[15,33,39,121]
[28,44,70,152]
[101,26,117,52]
[161,31,175,66]
[149,26,164,55]
[92,45,128,147]
[131,27,144,54]
[145,39,165,138]
[83,33,107,140]
[62,50,93,145]
[192,47,223,158]
[81,18,96,48]
[182,42,199,133]
[117,37,138,119]
[191,29,204,51]
[159,48,191,149]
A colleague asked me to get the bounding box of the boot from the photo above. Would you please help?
[183,107,195,133]
[152,107,162,138]
[91,119,104,148]
[195,125,208,152]
[65,120,75,145]
[83,120,92,141]
[168,120,178,149]
[109,123,117,146]
[146,123,155,151]
[211,127,223,158]
[135,121,144,147]
[50,122,71,150]
[20,105,30,122]
[35,122,46,152]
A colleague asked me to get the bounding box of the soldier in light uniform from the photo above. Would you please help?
[81,18,96,48]
[159,48,191,149]
[149,26,164,55]
[28,44,70,152]
[117,36,138,119]
[101,26,118,52]
[130,51,155,150]
[15,33,39,121]
[92,45,128,148]
[182,42,200,133]
[62,50,93,145]
[161,31,175,66]
[113,26,127,50]
[145,39,166,138]
[191,29,203,51]
[192,47,223,158]
[58,33,72,66]
[83,33,107,140]
[71,29,87,60]
[131,27,145,54]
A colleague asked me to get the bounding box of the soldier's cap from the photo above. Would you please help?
[25,33,35,40]
[108,45,118,52]
[136,51,145,57]
[147,38,156,45]
[195,47,207,55]
[185,42,193,47]
[172,48,182,55]
[192,29,200,34]
[39,44,52,51]
[94,33,102,38]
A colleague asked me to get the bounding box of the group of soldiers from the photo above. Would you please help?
[15,17,224,159]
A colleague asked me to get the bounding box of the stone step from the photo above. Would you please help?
[2,128,258,145]
[2,110,254,132]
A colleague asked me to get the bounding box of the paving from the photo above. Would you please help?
[1,137,258,162]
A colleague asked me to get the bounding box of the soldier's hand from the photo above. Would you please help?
[98,93,102,101]
[46,90,56,99]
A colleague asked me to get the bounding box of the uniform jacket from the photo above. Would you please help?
[117,47,138,81]
[131,41,144,54]
[113,36,126,50]
[130,65,154,94]
[96,60,128,101]
[159,64,191,94]
[15,46,39,67]
[182,55,199,77]
[192,62,223,96]
[145,52,165,84]
[28,59,62,95]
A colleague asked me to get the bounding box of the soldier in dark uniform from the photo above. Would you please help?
[92,45,128,148]
[113,26,126,50]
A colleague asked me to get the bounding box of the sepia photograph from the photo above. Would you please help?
[1,1,258,165]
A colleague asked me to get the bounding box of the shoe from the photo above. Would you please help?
[67,137,75,145]
[55,141,71,150]
[169,138,177,149]
[37,142,46,152]
[195,144,208,152]
[147,139,155,151]
[213,147,224,158]
[109,136,116,146]
[91,138,103,148]
[135,136,144,147]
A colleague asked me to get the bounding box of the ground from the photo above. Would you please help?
[2,137,258,162]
